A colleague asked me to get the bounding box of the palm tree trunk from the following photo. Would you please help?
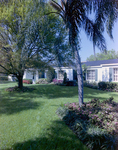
[74,45,83,107]
[93,43,96,61]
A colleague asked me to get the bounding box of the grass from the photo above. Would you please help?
[0,83,118,150]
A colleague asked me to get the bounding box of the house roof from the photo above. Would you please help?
[82,59,118,66]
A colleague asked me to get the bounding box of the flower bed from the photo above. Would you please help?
[56,97,118,150]
[53,78,63,85]
[36,78,48,84]
[5,86,35,92]
[23,79,32,84]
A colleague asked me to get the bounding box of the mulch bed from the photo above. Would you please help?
[5,86,35,92]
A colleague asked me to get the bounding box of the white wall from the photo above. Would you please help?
[54,67,73,80]
[66,69,73,80]
[8,75,13,81]
[101,67,109,82]
[23,70,37,82]
[86,64,118,83]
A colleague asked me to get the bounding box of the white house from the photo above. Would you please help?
[82,59,118,83]
[8,59,118,83]
[23,67,74,83]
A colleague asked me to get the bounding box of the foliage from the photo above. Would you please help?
[23,79,32,84]
[66,80,77,86]
[0,0,73,89]
[36,78,48,84]
[53,78,63,85]
[57,97,118,149]
[83,81,98,89]
[87,50,118,61]
[84,81,118,92]
[50,0,117,106]
[98,81,117,91]
[73,70,77,81]
[0,76,8,81]
[46,67,55,83]
[63,72,67,84]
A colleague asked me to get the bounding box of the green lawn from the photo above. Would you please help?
[0,83,118,150]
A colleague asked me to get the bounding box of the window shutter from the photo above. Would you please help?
[95,69,98,81]
[109,68,113,82]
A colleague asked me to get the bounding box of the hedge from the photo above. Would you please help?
[0,76,8,81]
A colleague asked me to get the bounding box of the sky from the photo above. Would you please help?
[79,20,118,62]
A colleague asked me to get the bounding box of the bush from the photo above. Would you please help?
[83,81,98,89]
[23,79,32,84]
[57,99,117,150]
[36,78,48,84]
[98,82,117,91]
[53,78,63,85]
[46,68,55,83]
[66,80,77,86]
[63,72,67,84]
[0,76,8,81]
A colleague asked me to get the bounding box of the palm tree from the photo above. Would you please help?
[49,0,117,107]
[90,23,107,61]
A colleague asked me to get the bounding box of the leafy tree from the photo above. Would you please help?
[49,0,117,106]
[87,49,118,61]
[0,0,48,89]
[0,0,73,89]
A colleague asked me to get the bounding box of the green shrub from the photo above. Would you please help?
[63,72,67,84]
[57,97,118,150]
[66,80,77,86]
[57,106,116,150]
[36,78,48,84]
[0,76,8,81]
[98,82,117,91]
[73,70,77,81]
[83,81,98,89]
[85,126,115,150]
[46,68,55,83]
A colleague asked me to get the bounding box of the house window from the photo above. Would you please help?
[114,68,118,81]
[87,70,95,80]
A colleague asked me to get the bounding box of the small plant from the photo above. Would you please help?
[36,78,48,84]
[23,79,32,84]
[53,78,63,85]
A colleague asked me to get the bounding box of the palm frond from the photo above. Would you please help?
[61,0,67,9]
[95,32,106,52]
[49,0,64,13]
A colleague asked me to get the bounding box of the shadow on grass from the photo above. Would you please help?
[7,120,88,150]
[83,87,116,101]
[0,84,117,115]
[0,89,43,115]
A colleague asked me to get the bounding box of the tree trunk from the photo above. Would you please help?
[17,75,23,89]
[74,45,83,107]
[93,43,96,61]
